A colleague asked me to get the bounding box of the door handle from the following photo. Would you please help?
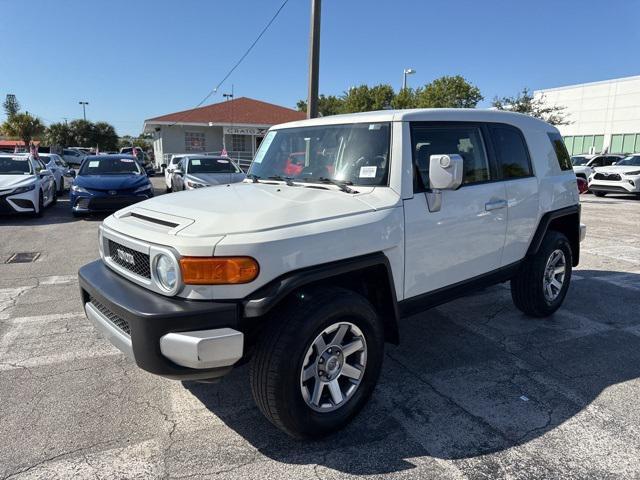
[485,199,507,211]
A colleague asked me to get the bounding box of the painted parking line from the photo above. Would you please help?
[0,312,122,371]
[39,275,78,285]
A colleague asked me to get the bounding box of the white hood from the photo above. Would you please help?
[0,174,36,191]
[117,181,381,237]
[596,165,640,175]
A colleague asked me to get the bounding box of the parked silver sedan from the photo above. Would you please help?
[170,156,245,191]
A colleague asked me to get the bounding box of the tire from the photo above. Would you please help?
[166,185,172,193]
[511,230,572,317]
[593,191,606,197]
[250,286,384,438]
[51,185,58,206]
[58,178,65,194]
[34,191,44,218]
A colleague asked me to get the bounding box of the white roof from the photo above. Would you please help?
[272,108,553,131]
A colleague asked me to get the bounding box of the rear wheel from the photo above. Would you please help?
[250,287,384,438]
[593,191,606,197]
[511,231,572,317]
[34,191,44,217]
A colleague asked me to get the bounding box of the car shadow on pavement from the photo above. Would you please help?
[184,269,640,475]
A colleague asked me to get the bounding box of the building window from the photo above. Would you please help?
[185,132,206,152]
[623,134,636,153]
[232,134,246,152]
[563,136,574,155]
[610,134,623,153]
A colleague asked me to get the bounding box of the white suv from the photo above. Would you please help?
[588,154,640,197]
[79,109,585,438]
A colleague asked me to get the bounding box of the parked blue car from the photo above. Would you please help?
[70,155,154,216]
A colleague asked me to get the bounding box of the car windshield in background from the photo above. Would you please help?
[571,156,589,165]
[616,155,640,166]
[0,156,32,175]
[248,122,391,186]
[79,157,141,175]
[188,157,239,173]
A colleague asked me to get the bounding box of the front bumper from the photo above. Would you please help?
[0,189,37,214]
[71,192,153,213]
[79,260,244,380]
[588,178,640,194]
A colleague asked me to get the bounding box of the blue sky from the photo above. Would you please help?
[1,0,639,135]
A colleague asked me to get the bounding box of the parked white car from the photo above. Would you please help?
[588,154,640,197]
[40,153,74,194]
[170,156,245,192]
[162,154,185,192]
[0,154,57,216]
[79,109,584,438]
[571,154,623,180]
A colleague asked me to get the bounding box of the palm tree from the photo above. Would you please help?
[1,113,45,149]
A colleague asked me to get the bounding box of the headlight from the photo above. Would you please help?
[13,183,36,194]
[134,184,152,193]
[71,185,90,194]
[154,254,178,291]
[625,170,640,176]
[186,180,207,189]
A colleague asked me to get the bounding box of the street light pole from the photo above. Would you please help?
[402,68,416,90]
[307,0,321,119]
[79,101,89,121]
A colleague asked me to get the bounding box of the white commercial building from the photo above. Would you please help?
[535,75,640,156]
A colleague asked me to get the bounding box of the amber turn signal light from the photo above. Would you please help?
[180,257,259,285]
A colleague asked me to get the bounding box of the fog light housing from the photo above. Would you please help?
[155,254,178,291]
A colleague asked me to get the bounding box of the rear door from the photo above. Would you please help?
[487,124,539,265]
[403,122,508,298]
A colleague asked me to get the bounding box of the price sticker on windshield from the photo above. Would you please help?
[88,161,99,167]
[359,166,377,178]
[192,159,201,166]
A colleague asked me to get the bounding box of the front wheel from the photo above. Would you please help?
[511,231,572,317]
[250,287,384,438]
[593,191,606,197]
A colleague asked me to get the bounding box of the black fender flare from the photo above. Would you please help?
[527,205,581,266]
[242,252,400,343]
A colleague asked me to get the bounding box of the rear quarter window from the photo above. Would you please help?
[547,132,573,171]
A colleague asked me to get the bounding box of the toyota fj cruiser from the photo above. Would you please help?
[79,109,585,438]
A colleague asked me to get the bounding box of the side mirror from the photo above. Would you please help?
[429,154,463,190]
[161,163,167,169]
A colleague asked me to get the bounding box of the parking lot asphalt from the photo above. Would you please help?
[1,178,639,479]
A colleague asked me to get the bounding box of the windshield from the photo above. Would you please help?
[248,122,391,186]
[79,157,142,175]
[616,155,640,166]
[0,156,33,175]
[571,156,589,166]
[188,157,239,174]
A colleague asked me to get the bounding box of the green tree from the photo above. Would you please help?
[68,119,95,147]
[341,84,395,113]
[492,88,569,125]
[119,135,152,151]
[3,95,20,119]
[1,112,45,149]
[46,122,72,147]
[296,94,344,117]
[416,75,483,108]
[93,121,119,150]
[391,87,421,109]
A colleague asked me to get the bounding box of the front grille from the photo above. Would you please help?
[594,172,621,181]
[88,196,145,211]
[107,240,151,278]
[89,296,131,336]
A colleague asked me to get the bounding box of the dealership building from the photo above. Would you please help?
[143,97,305,169]
[535,74,640,156]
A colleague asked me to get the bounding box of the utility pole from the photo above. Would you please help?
[307,0,321,119]
[79,101,89,121]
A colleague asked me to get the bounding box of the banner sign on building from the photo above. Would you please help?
[223,126,268,137]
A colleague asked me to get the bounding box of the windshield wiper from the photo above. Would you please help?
[246,173,261,183]
[267,175,295,186]
[315,177,356,194]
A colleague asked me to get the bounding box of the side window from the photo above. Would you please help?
[591,157,604,167]
[490,125,533,179]
[604,157,619,165]
[411,125,490,191]
[547,132,573,171]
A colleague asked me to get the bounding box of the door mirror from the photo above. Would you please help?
[161,163,167,169]
[66,170,76,178]
[429,154,463,190]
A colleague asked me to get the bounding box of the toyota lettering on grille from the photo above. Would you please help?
[116,249,135,266]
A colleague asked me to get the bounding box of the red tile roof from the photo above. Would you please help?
[0,140,40,147]
[145,97,305,126]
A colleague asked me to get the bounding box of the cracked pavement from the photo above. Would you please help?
[1,181,640,479]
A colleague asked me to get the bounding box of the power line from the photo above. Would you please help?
[170,0,290,126]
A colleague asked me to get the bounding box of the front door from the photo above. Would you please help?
[403,123,508,299]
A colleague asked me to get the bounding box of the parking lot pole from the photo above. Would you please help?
[307,0,321,119]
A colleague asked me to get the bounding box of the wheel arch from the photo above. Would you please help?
[527,205,580,266]
[242,252,400,345]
